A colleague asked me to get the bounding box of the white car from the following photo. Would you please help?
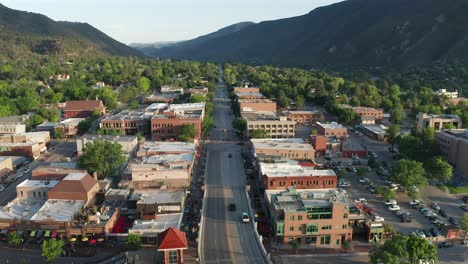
[359,177,370,183]
[388,205,401,211]
[241,212,250,223]
[23,167,31,173]
[415,229,426,238]
[384,199,397,206]
[409,200,422,206]
[0,186,4,192]
[389,183,399,190]
[355,198,367,204]
[373,216,385,222]
[15,172,24,179]
[431,202,441,211]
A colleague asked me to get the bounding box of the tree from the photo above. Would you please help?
[357,168,367,177]
[290,240,299,254]
[295,95,305,109]
[389,104,404,124]
[386,124,400,151]
[443,123,456,129]
[460,213,468,232]
[54,128,65,140]
[425,156,452,182]
[370,234,437,264]
[178,124,196,142]
[25,114,44,131]
[377,186,396,200]
[233,117,247,134]
[251,129,269,139]
[390,159,427,190]
[42,239,65,264]
[127,99,139,109]
[342,240,351,253]
[78,141,126,180]
[126,233,142,248]
[202,116,214,134]
[7,231,22,246]
[136,77,151,93]
[189,94,206,103]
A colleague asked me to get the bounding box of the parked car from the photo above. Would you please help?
[461,204,468,212]
[355,198,367,204]
[0,186,4,192]
[439,209,447,217]
[241,212,250,223]
[431,202,441,211]
[388,205,401,211]
[385,199,398,206]
[409,200,422,206]
[373,216,385,222]
[23,167,30,173]
[415,229,426,238]
[430,228,442,237]
[462,196,468,204]
[438,242,453,248]
[359,177,370,184]
[449,217,459,226]
[401,216,414,223]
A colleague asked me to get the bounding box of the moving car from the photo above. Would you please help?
[241,212,250,223]
[388,205,401,211]
[23,167,31,173]
[438,242,453,248]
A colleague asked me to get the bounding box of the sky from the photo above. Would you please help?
[2,0,342,44]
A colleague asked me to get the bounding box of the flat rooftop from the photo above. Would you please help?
[130,213,182,236]
[260,163,335,177]
[32,166,84,175]
[0,141,36,147]
[131,189,186,205]
[0,199,43,220]
[267,187,353,212]
[283,110,322,115]
[60,118,85,125]
[168,103,205,111]
[143,153,194,165]
[31,199,85,222]
[105,188,131,197]
[63,172,88,181]
[317,122,345,129]
[140,141,195,154]
[242,111,291,122]
[363,125,387,135]
[251,138,313,151]
[145,103,169,112]
[238,99,274,103]
[37,122,58,128]
[102,111,152,121]
[440,129,468,140]
[80,134,137,142]
[17,179,59,189]
[342,140,366,151]
[235,92,265,98]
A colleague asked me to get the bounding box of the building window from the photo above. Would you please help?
[305,236,317,244]
[290,227,294,231]
[343,214,348,219]
[306,224,318,233]
[342,225,347,229]
[298,215,302,220]
[20,191,23,197]
[168,251,178,264]
[289,215,294,221]
[320,235,331,245]
[335,239,340,245]
[321,225,332,230]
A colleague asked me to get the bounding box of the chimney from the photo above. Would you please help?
[93,172,98,180]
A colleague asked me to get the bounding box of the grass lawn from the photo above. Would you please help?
[446,185,468,194]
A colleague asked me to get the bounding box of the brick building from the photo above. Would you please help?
[239,99,277,112]
[100,111,152,136]
[260,163,336,190]
[137,141,196,157]
[242,111,296,138]
[341,140,368,158]
[16,180,59,200]
[268,187,353,246]
[151,103,205,141]
[76,134,138,156]
[435,129,468,180]
[251,138,315,161]
[157,228,188,264]
[0,142,43,160]
[0,115,27,135]
[282,111,325,124]
[129,189,185,219]
[63,100,105,119]
[233,87,260,93]
[316,122,348,139]
[48,173,99,206]
[310,136,342,158]
[32,166,86,181]
[54,118,84,138]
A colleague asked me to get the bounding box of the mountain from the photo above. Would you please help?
[129,41,183,49]
[0,3,141,58]
[143,0,468,68]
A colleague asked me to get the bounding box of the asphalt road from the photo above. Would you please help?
[200,68,267,263]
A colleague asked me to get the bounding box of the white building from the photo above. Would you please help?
[434,89,458,99]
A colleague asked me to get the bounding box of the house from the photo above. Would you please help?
[157,228,188,264]
[63,100,105,119]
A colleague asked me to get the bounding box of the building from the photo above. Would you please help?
[144,93,179,103]
[282,111,325,124]
[32,166,86,181]
[416,113,462,133]
[316,122,348,139]
[0,142,43,160]
[145,103,169,114]
[137,141,196,157]
[63,100,105,119]
[151,103,205,141]
[361,125,387,141]
[341,140,368,158]
[0,157,13,171]
[131,165,191,189]
[188,86,209,97]
[48,173,99,206]
[260,163,336,190]
[239,99,277,112]
[16,180,59,200]
[157,228,188,264]
[251,138,315,161]
[233,87,260,93]
[268,187,353,246]
[100,111,152,136]
[54,118,84,138]
[435,129,468,179]
[340,105,384,120]
[360,116,376,125]
[129,213,183,244]
[242,111,296,138]
[434,89,458,99]
[36,122,58,136]
[76,134,138,156]
[160,85,184,94]
[129,189,186,219]
[0,123,26,135]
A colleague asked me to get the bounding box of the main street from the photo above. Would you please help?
[200,67,268,263]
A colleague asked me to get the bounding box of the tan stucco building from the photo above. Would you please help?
[416,113,462,133]
[243,111,296,138]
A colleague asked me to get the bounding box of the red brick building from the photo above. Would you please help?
[316,122,348,139]
[48,173,99,206]
[341,140,368,158]
[283,111,325,124]
[260,163,337,190]
[157,228,188,264]
[63,100,105,119]
[239,99,277,112]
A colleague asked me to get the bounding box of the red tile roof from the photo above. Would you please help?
[64,100,103,111]
[157,228,187,250]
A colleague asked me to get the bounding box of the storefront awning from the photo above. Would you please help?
[30,231,36,237]
[0,229,8,235]
[51,231,57,238]
[44,231,51,237]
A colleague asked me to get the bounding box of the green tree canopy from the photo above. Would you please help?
[390,159,427,190]
[386,124,400,150]
[370,234,437,264]
[78,141,126,180]
[178,124,196,142]
[42,239,65,264]
[126,233,142,248]
[233,117,247,134]
[460,213,468,232]
[137,76,151,93]
[189,94,206,103]
[425,156,452,182]
[7,231,23,246]
[251,129,269,139]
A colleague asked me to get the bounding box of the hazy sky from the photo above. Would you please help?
[2,0,343,44]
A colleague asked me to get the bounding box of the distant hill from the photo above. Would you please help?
[144,0,468,68]
[0,3,141,59]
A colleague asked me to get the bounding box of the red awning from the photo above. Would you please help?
[51,231,57,238]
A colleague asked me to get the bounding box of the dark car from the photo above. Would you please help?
[401,216,414,223]
[449,217,459,226]
[463,196,468,204]
[228,203,236,211]
[438,242,453,248]
[430,228,442,237]
[439,209,447,217]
